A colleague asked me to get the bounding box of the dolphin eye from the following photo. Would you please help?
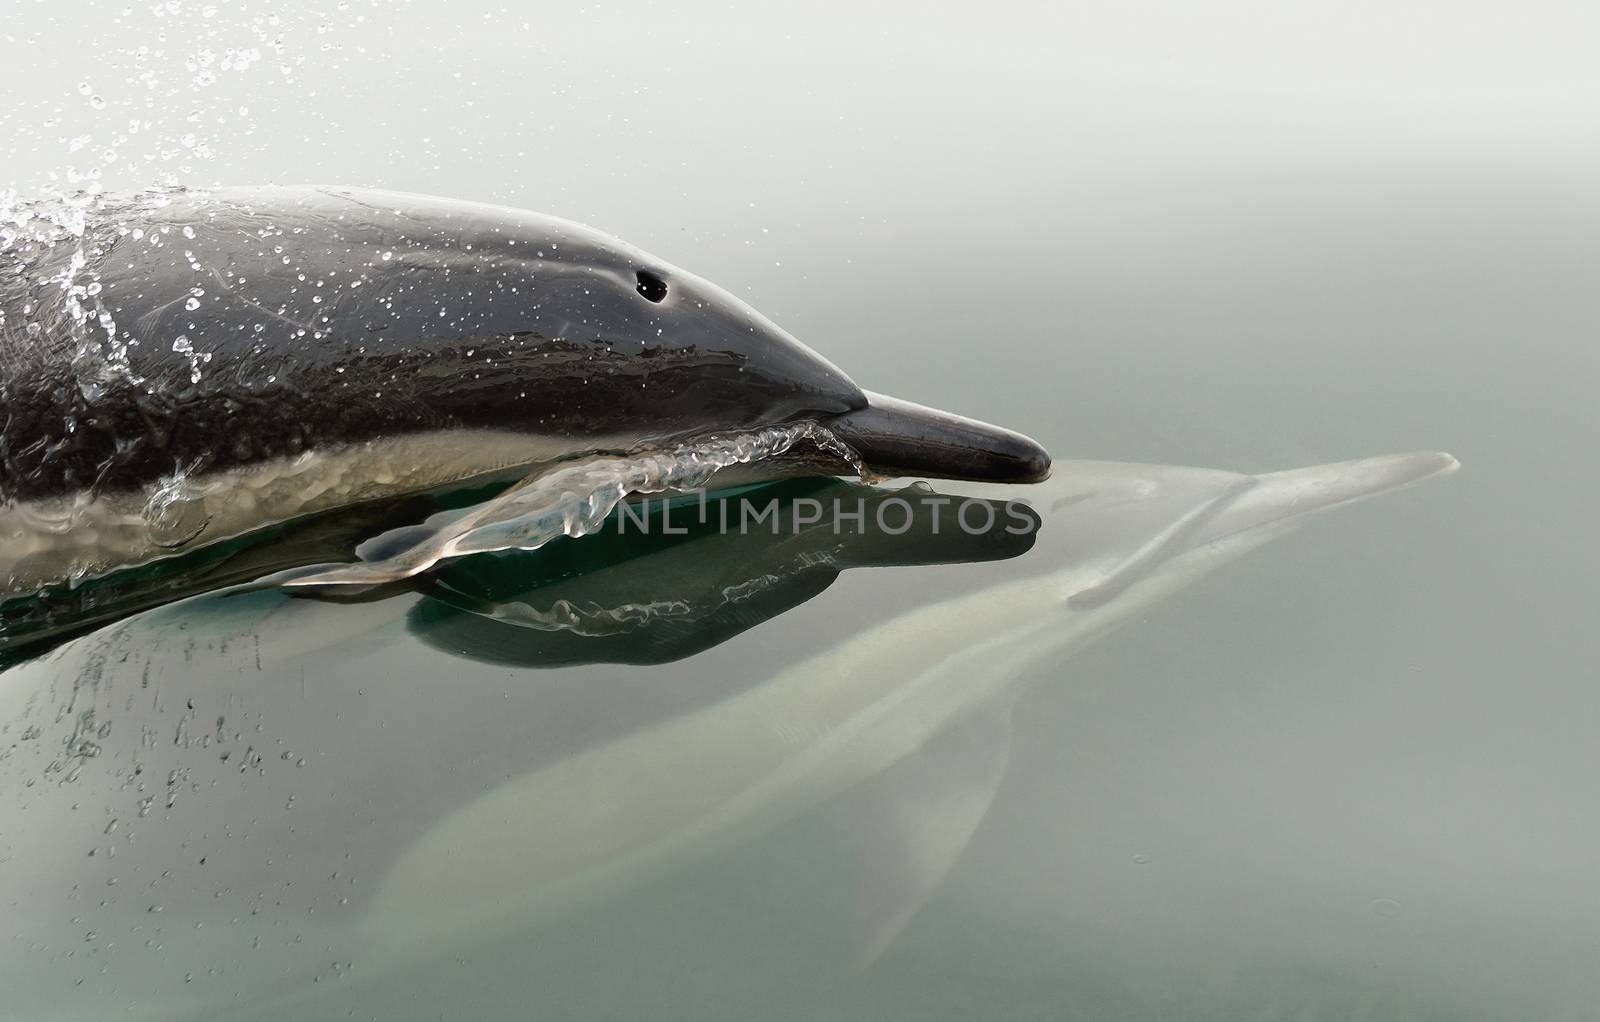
[635,269,669,303]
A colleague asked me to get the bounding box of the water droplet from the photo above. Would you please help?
[145,467,211,543]
[380,250,393,261]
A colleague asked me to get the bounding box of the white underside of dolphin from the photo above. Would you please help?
[0,428,633,594]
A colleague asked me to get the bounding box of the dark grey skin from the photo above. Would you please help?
[0,186,1048,592]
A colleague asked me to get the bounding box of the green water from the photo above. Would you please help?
[4,1,1599,1019]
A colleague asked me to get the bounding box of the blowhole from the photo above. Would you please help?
[635,269,669,303]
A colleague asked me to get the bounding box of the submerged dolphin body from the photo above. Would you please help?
[0,186,1048,599]
[362,451,1458,964]
[0,451,1455,1021]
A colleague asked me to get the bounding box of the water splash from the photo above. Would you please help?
[281,423,866,589]
[1,191,113,367]
[472,598,695,637]
[439,547,842,639]
[142,467,213,550]
[5,1,378,386]
[1,187,191,383]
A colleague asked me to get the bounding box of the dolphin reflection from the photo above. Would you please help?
[0,453,1455,1022]
[408,479,1039,667]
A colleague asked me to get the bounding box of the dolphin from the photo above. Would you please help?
[0,451,1454,1021]
[0,186,1048,600]
[361,451,1459,967]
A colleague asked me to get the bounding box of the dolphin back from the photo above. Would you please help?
[0,186,865,505]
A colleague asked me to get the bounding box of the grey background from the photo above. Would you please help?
[4,1,1598,1018]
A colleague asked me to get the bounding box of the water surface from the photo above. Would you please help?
[3,2,1597,1019]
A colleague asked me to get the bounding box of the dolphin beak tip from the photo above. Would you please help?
[1014,440,1053,483]
[979,431,1051,483]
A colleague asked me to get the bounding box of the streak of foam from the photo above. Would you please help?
[476,598,694,637]
[440,547,841,637]
[0,188,184,385]
[281,423,866,589]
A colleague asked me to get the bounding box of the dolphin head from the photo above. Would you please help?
[35,186,1048,495]
[1,185,1050,598]
[300,188,1051,483]
[1026,451,1462,616]
[338,192,873,431]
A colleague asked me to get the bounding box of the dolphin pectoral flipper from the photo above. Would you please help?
[825,700,1016,970]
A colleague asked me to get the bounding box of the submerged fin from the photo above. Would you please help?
[831,701,1015,969]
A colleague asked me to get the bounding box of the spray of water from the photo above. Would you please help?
[280,422,866,589]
